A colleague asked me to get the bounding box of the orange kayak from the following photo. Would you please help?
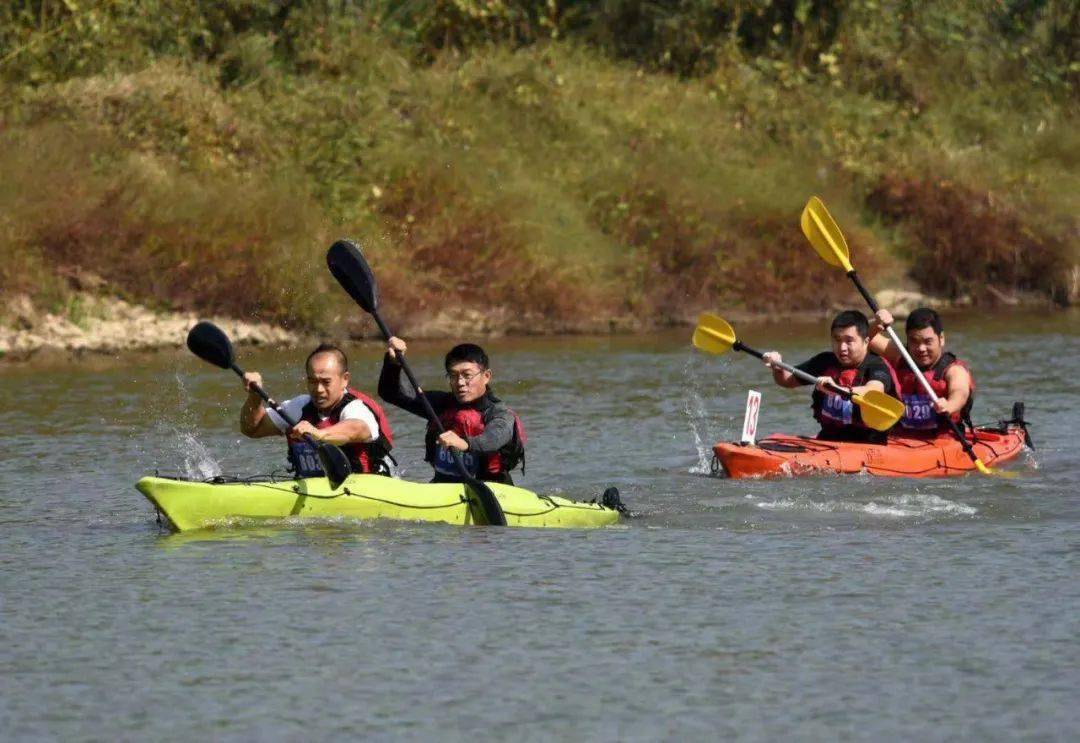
[712,410,1031,479]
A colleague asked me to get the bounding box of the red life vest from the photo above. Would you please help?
[288,388,394,476]
[895,352,975,431]
[812,355,901,432]
[425,401,526,480]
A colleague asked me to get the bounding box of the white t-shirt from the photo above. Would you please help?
[267,395,380,441]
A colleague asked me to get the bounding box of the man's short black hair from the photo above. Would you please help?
[445,343,489,371]
[906,307,944,335]
[831,310,870,339]
[307,343,348,374]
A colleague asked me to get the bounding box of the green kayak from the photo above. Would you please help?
[137,474,624,531]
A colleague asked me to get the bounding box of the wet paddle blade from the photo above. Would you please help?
[465,479,507,526]
[692,313,737,355]
[445,451,505,525]
[186,321,235,370]
[315,440,352,490]
[801,197,854,273]
[943,419,1017,478]
[972,454,1018,478]
[326,240,379,313]
[852,389,905,432]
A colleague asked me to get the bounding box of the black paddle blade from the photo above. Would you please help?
[315,440,352,490]
[448,450,506,526]
[326,240,378,313]
[469,481,507,526]
[186,321,234,370]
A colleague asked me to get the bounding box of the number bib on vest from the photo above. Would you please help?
[820,393,854,425]
[901,393,937,430]
[433,446,479,478]
[288,440,324,478]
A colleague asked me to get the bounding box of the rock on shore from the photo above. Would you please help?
[868,289,950,318]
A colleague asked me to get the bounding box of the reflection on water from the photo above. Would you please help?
[155,520,400,550]
[1,309,1078,739]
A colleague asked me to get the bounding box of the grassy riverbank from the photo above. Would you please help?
[2,2,1076,339]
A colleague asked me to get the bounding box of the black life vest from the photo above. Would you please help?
[424,396,526,481]
[288,388,394,477]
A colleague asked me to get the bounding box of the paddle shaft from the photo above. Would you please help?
[370,309,508,525]
[847,270,983,461]
[373,321,448,433]
[733,341,856,399]
[845,270,941,401]
[324,240,507,522]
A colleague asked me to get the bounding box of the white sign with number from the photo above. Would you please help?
[741,390,762,445]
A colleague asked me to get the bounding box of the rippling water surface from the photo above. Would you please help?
[2,311,1077,740]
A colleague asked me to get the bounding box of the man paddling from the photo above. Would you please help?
[240,344,395,476]
[762,310,900,443]
[869,307,974,435]
[379,338,526,485]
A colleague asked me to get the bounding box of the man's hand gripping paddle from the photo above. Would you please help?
[693,313,904,432]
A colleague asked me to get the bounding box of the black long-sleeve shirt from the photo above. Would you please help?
[378,355,514,454]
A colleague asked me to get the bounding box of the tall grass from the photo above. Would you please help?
[0,119,334,326]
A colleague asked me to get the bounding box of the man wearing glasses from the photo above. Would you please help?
[379,337,526,484]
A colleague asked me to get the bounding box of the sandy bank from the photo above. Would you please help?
[1,293,299,362]
[0,287,983,364]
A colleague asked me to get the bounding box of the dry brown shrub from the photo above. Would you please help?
[1,125,329,326]
[592,182,874,320]
[866,176,1073,304]
[34,188,263,317]
[371,173,600,330]
[722,214,871,312]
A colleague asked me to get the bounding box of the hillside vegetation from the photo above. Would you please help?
[2,1,1076,336]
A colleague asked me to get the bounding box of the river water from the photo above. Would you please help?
[2,311,1077,740]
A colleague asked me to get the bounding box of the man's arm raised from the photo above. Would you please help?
[869,310,903,365]
[240,371,282,438]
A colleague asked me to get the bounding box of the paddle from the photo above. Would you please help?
[325,240,508,526]
[185,321,352,489]
[800,196,1007,475]
[693,313,904,432]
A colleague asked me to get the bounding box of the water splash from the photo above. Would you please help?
[683,351,724,474]
[135,372,225,478]
[1020,448,1039,471]
[177,430,222,479]
[171,373,223,478]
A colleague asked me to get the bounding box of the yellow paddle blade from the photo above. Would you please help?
[974,458,1019,478]
[692,313,737,355]
[851,389,905,431]
[800,196,854,273]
